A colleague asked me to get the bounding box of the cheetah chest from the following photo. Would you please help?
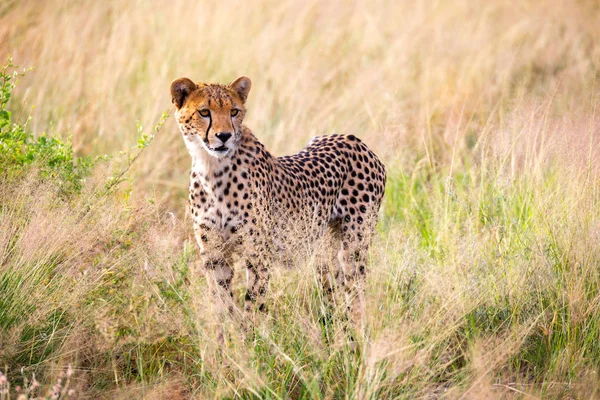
[189,166,250,241]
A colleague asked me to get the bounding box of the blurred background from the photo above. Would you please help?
[2,1,600,397]
[2,0,599,204]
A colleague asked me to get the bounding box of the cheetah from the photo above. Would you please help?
[170,76,386,324]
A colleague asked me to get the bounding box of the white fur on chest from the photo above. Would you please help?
[189,156,246,241]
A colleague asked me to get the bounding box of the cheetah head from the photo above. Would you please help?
[170,76,251,159]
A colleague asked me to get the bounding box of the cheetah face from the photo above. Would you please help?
[170,76,251,159]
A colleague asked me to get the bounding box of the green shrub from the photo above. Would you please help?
[0,58,92,193]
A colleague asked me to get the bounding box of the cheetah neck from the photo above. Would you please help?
[190,150,223,176]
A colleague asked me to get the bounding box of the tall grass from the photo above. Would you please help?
[1,0,600,398]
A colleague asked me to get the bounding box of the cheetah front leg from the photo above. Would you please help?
[238,217,274,328]
[243,254,270,326]
[194,224,236,342]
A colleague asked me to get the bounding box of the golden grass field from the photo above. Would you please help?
[2,0,600,398]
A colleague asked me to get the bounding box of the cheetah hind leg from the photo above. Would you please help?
[337,245,368,330]
[315,256,344,344]
[316,221,344,316]
[337,213,375,335]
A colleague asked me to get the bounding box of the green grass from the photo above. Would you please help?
[3,148,600,397]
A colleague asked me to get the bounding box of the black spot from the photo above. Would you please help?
[217,279,229,288]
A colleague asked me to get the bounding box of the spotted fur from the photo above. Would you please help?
[170,76,386,322]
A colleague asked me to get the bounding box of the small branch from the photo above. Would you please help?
[102,108,172,195]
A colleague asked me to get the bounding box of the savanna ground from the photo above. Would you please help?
[1,0,600,398]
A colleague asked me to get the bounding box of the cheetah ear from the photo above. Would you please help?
[229,76,251,103]
[170,77,197,109]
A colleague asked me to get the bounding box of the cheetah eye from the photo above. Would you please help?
[199,109,210,118]
[230,109,239,117]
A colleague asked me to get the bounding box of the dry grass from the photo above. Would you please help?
[3,0,599,195]
[1,0,600,398]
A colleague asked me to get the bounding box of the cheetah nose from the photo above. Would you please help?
[216,132,232,143]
